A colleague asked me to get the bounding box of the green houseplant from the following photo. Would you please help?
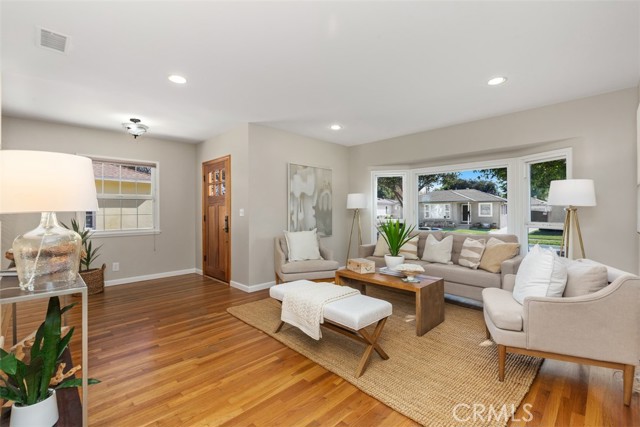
[63,219,105,294]
[377,219,416,269]
[62,219,101,272]
[377,219,415,256]
[0,297,99,425]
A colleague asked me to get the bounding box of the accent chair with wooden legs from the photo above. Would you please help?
[483,261,640,406]
[274,236,340,284]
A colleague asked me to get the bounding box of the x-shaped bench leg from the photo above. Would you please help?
[355,317,388,377]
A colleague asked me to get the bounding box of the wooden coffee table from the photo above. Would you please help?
[335,268,444,336]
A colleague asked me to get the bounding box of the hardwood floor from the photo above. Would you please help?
[6,274,639,426]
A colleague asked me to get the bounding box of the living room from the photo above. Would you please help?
[0,1,639,426]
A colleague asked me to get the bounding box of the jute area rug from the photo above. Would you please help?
[227,287,541,427]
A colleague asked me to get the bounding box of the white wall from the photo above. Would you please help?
[1,116,197,282]
[349,88,639,273]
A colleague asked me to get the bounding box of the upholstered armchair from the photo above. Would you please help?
[483,260,640,406]
[274,236,340,284]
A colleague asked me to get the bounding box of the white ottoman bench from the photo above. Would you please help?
[270,281,392,377]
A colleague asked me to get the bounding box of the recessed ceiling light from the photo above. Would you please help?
[487,76,507,86]
[168,74,187,84]
[330,124,342,131]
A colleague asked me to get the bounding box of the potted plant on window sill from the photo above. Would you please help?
[0,297,100,427]
[63,219,105,295]
[377,219,415,269]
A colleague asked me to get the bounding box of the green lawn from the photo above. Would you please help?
[440,227,563,247]
[527,229,563,247]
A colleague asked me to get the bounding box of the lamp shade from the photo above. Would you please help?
[0,150,99,214]
[547,179,596,207]
[347,193,367,210]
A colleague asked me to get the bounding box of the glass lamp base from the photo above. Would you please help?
[12,212,82,291]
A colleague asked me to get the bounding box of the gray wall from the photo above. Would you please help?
[1,116,197,282]
[349,88,639,273]
[247,124,349,286]
[196,124,250,285]
[196,124,349,289]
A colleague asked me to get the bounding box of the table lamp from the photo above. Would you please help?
[0,150,99,291]
[345,193,367,265]
[547,179,596,259]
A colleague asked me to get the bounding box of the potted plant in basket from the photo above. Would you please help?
[63,219,105,295]
[376,219,416,269]
[0,297,99,427]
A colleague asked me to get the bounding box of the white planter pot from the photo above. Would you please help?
[384,254,405,270]
[10,389,58,427]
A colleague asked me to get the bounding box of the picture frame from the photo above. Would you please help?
[288,163,332,236]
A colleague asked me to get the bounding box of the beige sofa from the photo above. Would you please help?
[359,230,523,301]
[483,260,640,406]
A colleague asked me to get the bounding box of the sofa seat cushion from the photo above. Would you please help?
[281,259,340,274]
[424,263,501,289]
[482,288,523,332]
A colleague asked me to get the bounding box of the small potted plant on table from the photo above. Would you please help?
[377,219,415,269]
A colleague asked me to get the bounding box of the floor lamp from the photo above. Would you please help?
[547,179,596,259]
[346,193,366,265]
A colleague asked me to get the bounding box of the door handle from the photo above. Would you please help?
[224,215,229,233]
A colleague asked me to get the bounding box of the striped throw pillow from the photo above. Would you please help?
[399,236,419,260]
[458,238,486,269]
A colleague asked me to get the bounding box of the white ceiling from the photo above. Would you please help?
[2,1,639,146]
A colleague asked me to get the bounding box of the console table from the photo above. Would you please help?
[0,276,88,426]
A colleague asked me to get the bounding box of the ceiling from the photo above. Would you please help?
[2,1,639,146]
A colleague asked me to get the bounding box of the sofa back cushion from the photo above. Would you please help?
[458,238,486,269]
[372,235,420,259]
[479,237,521,273]
[416,231,444,258]
[446,232,518,264]
[421,234,453,264]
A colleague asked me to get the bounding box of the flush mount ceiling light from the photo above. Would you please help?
[168,74,187,84]
[487,76,508,86]
[330,124,342,131]
[122,118,149,139]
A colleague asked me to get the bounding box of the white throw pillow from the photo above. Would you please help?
[284,229,322,261]
[421,234,453,264]
[512,244,567,304]
[372,235,390,257]
[562,259,609,297]
[458,238,486,269]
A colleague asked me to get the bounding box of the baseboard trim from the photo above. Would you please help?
[195,268,203,275]
[230,280,275,293]
[105,268,199,287]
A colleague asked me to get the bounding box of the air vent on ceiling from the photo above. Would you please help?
[38,27,69,53]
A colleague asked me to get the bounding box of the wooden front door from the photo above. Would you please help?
[202,156,231,282]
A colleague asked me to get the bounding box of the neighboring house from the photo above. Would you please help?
[418,189,507,228]
[530,196,565,224]
[87,162,154,231]
[376,198,402,219]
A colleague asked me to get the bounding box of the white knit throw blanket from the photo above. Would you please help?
[281,283,360,340]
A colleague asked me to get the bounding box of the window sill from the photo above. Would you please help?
[90,229,161,238]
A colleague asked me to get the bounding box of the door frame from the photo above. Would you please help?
[202,155,231,283]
